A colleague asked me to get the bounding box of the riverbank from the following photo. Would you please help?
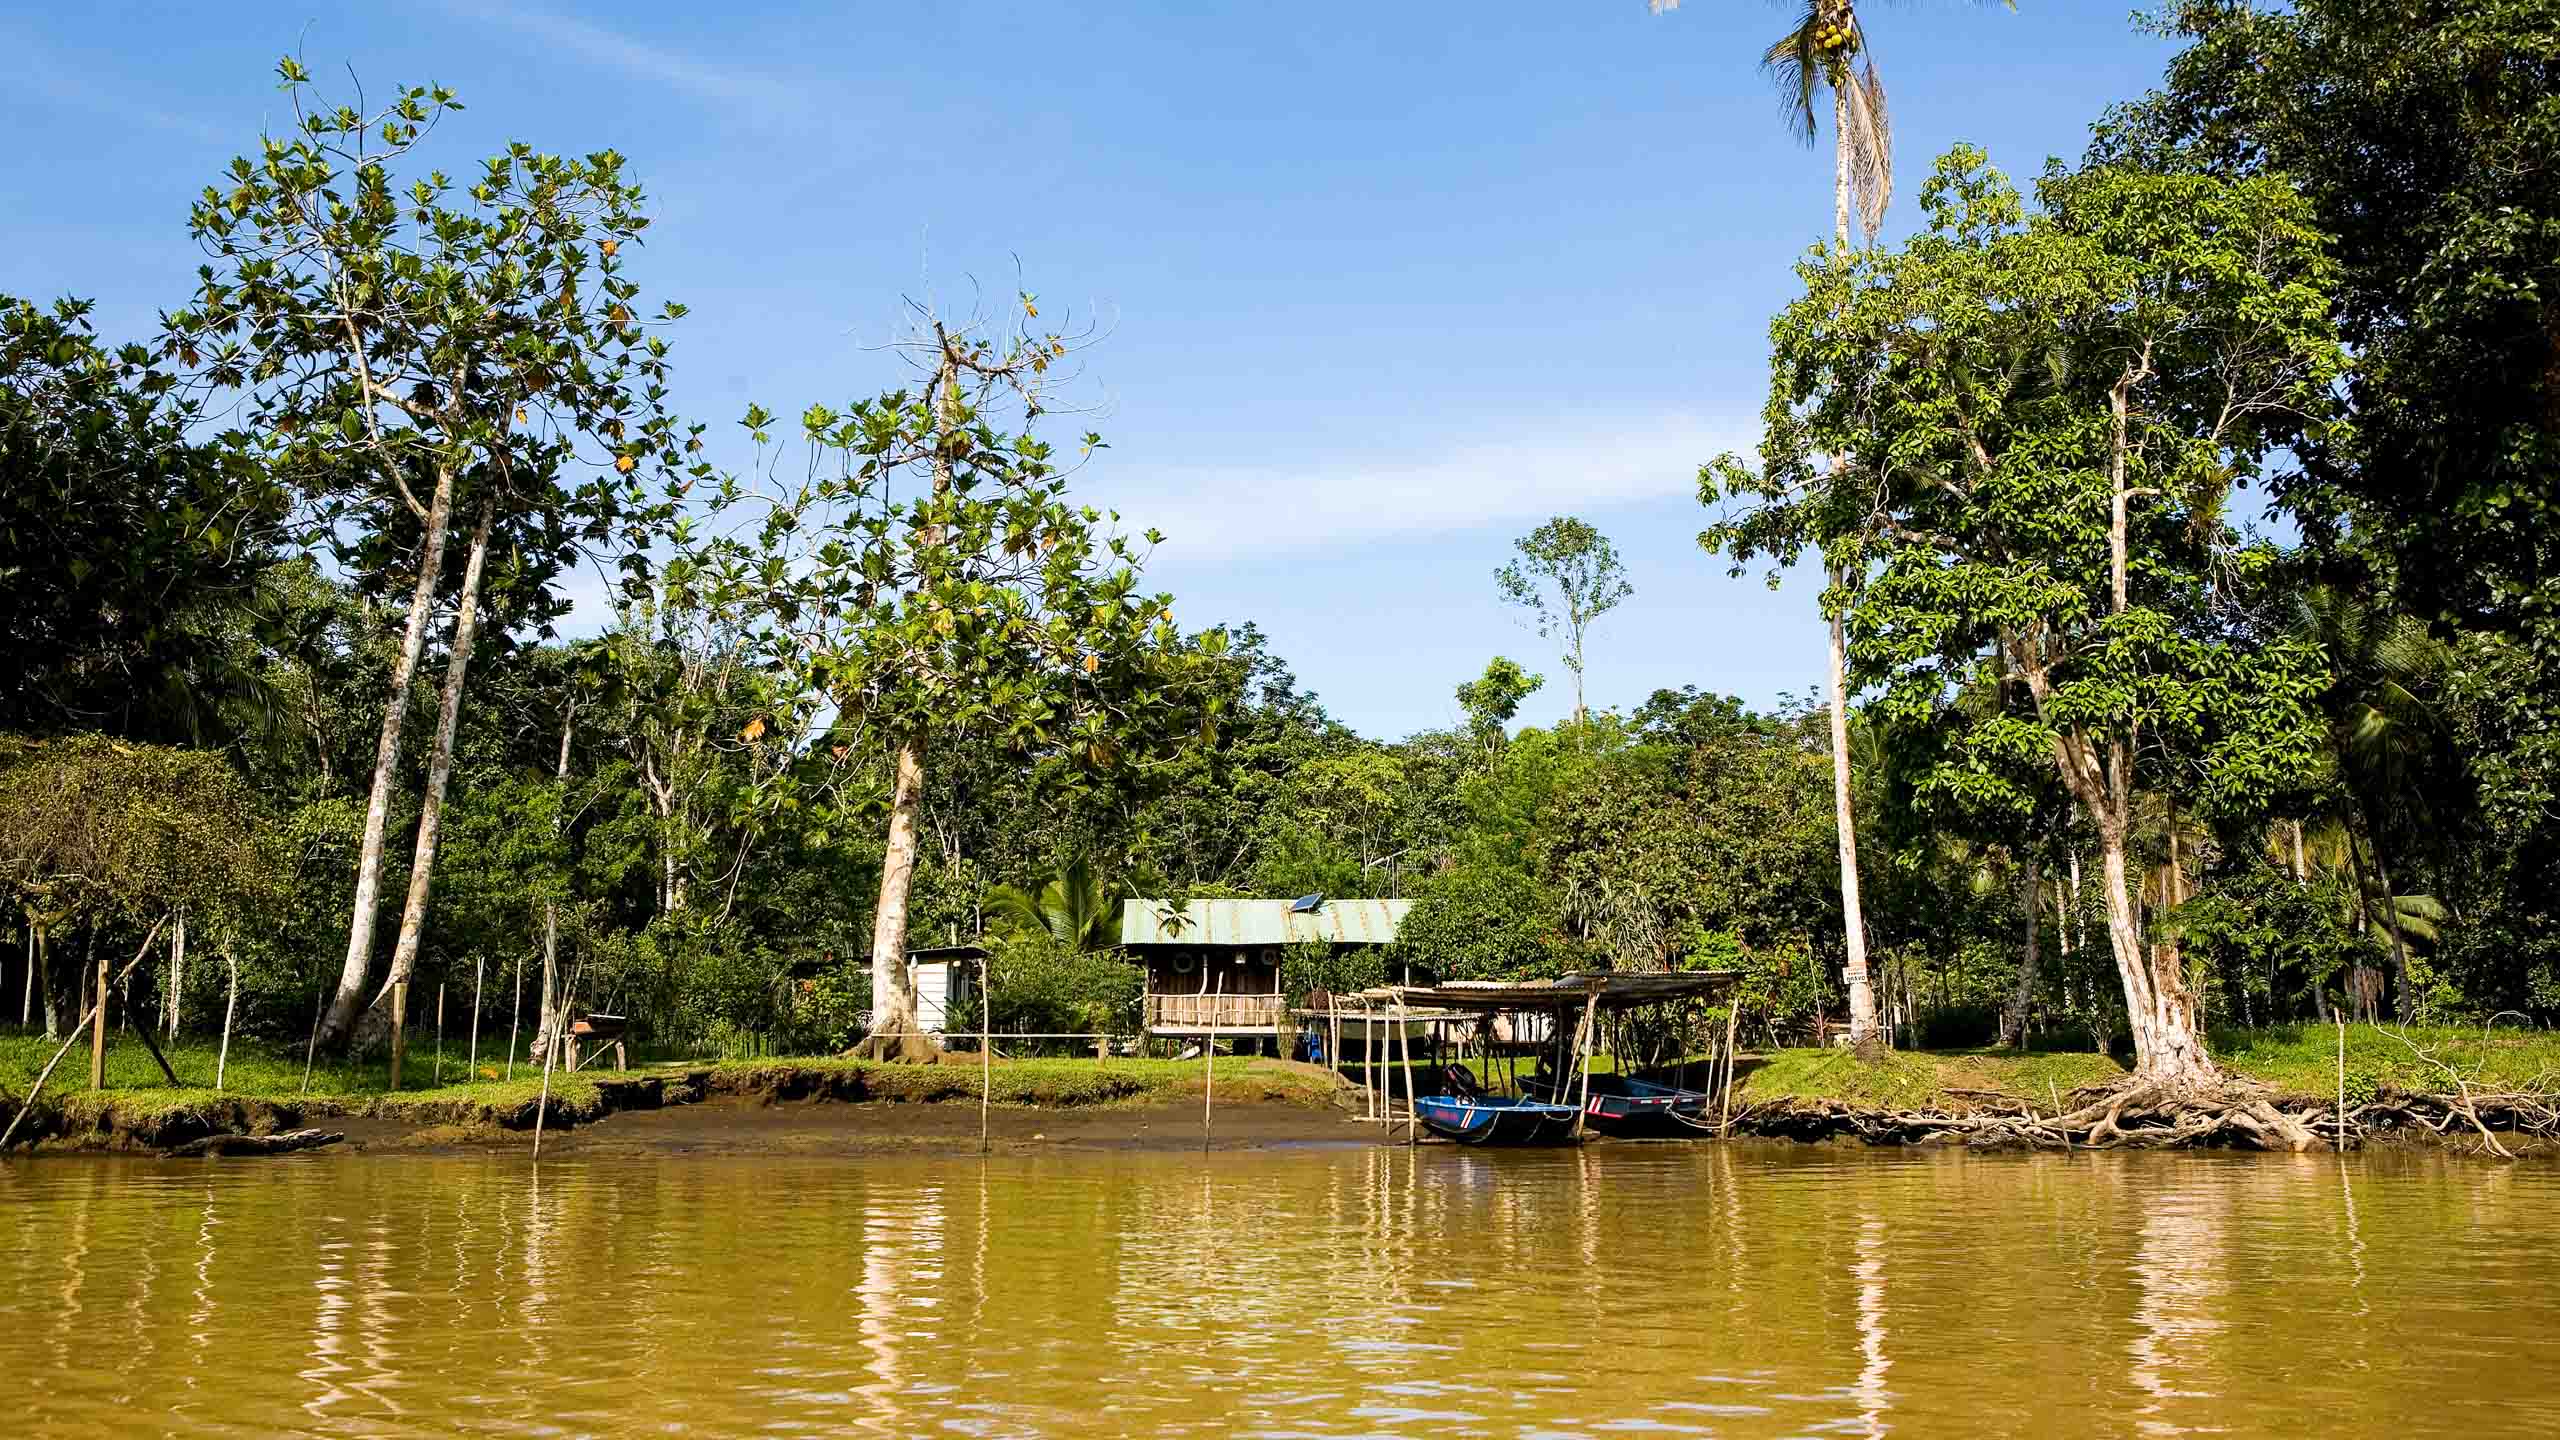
[7,1025,2554,1157]
[1727,1025,2560,1154]
[0,1036,1354,1155]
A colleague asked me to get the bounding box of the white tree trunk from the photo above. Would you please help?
[857,734,935,1060]
[1829,579,1879,1049]
[165,908,185,1040]
[322,462,458,1048]
[534,697,573,1066]
[377,502,496,1016]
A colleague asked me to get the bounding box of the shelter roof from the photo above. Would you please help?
[1352,971,1738,1012]
[1121,898,1411,947]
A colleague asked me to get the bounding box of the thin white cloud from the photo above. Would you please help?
[0,27,224,142]
[1092,413,1751,564]
[437,2,804,121]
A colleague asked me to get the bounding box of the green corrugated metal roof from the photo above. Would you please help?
[1121,898,1411,947]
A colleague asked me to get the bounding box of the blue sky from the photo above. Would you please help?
[2,2,2177,738]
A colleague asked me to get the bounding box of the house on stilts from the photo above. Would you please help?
[1121,896,1415,1054]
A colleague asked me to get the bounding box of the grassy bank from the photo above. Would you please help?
[1731,1024,2560,1114]
[1,1030,1343,1150]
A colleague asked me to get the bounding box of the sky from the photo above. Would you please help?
[1,2,2181,739]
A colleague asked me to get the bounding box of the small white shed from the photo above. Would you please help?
[907,944,984,1036]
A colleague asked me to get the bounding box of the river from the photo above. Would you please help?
[2,1141,2552,1437]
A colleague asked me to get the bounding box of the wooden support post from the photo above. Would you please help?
[506,950,524,1082]
[1327,992,1341,1089]
[1719,1001,1741,1136]
[435,981,447,1086]
[216,953,239,1091]
[980,956,993,1155]
[1570,983,1600,1143]
[1203,968,1223,1152]
[88,933,109,1090]
[1399,998,1420,1147]
[388,979,409,1091]
[470,955,484,1077]
[532,1024,559,1161]
[302,984,323,1094]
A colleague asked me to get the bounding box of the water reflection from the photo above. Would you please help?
[0,1147,2557,1437]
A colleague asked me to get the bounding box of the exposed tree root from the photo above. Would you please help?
[1727,1077,2558,1157]
[847,1024,943,1064]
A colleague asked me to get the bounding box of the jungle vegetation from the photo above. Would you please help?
[3,4,2555,1086]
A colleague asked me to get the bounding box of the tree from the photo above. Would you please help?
[1495,516,1632,728]
[1456,657,1544,761]
[986,855,1120,952]
[682,299,1216,1060]
[166,60,702,1050]
[0,296,287,740]
[1725,149,2343,1096]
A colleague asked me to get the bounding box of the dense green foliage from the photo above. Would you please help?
[3,15,2556,1074]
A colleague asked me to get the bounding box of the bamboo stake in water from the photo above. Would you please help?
[979,956,992,1156]
[533,1025,560,1161]
[1203,968,1223,1152]
[215,952,239,1091]
[2335,1007,2349,1154]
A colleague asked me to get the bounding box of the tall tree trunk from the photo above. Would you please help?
[2005,853,2040,1049]
[855,734,936,1061]
[2345,802,2416,1022]
[1828,575,1880,1051]
[373,502,496,1027]
[321,461,458,1048]
[533,695,575,1067]
[164,908,185,1040]
[1820,86,1880,1053]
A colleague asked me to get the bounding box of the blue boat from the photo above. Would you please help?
[1522,1074,1713,1138]
[1413,1093,1580,1146]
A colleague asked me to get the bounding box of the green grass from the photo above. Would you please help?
[710,1053,1339,1108]
[1,1029,602,1136]
[1725,1024,2560,1113]
[2211,1023,2560,1104]
[1735,1047,2128,1111]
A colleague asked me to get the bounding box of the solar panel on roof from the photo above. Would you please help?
[1289,893,1325,914]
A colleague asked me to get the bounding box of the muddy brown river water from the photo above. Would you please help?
[2,1140,2553,1437]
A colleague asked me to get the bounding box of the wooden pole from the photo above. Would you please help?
[302,983,323,1093]
[3,916,167,1149]
[1570,984,1601,1142]
[87,928,110,1090]
[435,981,447,1086]
[388,979,409,1091]
[470,955,485,1077]
[216,953,240,1091]
[1203,968,1223,1152]
[1399,997,1420,1147]
[506,949,524,1082]
[980,955,992,1155]
[1719,1001,1741,1136]
[2334,1006,2348,1154]
[1327,992,1341,1090]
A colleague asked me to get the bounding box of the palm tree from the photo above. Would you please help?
[1655,0,2005,1052]
[984,856,1121,952]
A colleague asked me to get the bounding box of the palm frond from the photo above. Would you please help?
[1845,59,1892,243]
[1762,5,1826,147]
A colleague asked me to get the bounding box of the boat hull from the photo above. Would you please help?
[1413,1095,1579,1146]
[1523,1077,1712,1138]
